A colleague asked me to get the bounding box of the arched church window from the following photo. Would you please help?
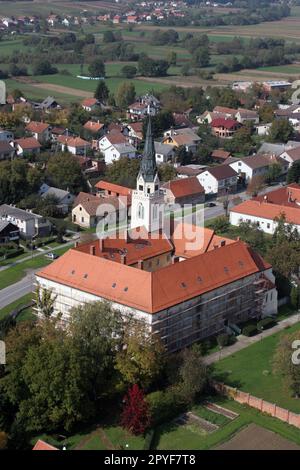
[138,203,144,219]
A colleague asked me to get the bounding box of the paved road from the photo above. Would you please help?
[204,311,300,365]
[0,271,37,309]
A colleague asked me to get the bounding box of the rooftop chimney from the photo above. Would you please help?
[172,256,180,264]
[121,254,127,265]
[138,259,144,270]
[220,240,226,247]
[90,245,96,256]
[99,238,104,252]
[75,241,79,247]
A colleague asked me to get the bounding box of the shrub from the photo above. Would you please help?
[257,317,276,331]
[217,333,235,347]
[242,324,257,337]
[146,388,186,426]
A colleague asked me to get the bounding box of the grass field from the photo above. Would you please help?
[0,293,33,322]
[154,397,300,450]
[213,321,300,413]
[0,245,70,291]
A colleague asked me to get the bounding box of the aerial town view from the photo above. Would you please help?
[1,0,300,457]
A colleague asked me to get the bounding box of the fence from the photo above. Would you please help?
[212,381,300,429]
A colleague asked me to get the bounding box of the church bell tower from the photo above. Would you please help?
[131,116,164,233]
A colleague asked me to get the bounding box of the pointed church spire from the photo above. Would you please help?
[139,115,157,182]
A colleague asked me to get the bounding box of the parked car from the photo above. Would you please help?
[45,252,59,260]
[208,202,216,207]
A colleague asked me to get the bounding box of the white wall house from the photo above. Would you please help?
[0,204,51,239]
[103,143,136,164]
[197,166,238,195]
[279,147,300,168]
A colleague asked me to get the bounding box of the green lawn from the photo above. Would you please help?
[0,293,33,322]
[154,397,300,450]
[0,246,70,291]
[213,321,300,413]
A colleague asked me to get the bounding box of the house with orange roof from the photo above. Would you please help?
[230,184,300,235]
[14,137,41,156]
[81,98,100,112]
[95,180,132,198]
[57,136,92,156]
[162,177,205,206]
[25,121,50,143]
[35,116,278,351]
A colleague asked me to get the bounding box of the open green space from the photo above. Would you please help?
[213,321,300,413]
[0,293,33,322]
[0,245,70,291]
[154,397,300,450]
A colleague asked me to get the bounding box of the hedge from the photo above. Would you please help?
[242,324,257,337]
[0,247,24,259]
[257,317,277,331]
[217,333,235,347]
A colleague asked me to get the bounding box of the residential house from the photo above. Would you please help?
[235,108,259,125]
[81,98,101,112]
[103,142,137,164]
[162,177,205,206]
[98,130,128,155]
[211,149,232,164]
[72,192,129,229]
[50,127,68,142]
[39,184,75,215]
[176,164,208,178]
[162,128,201,154]
[127,121,143,144]
[127,94,160,120]
[228,154,288,184]
[58,136,92,155]
[14,137,41,157]
[95,181,132,199]
[210,118,241,139]
[0,221,19,244]
[0,128,14,141]
[256,123,272,137]
[263,81,291,93]
[25,121,50,143]
[197,110,228,125]
[0,204,51,239]
[0,141,15,160]
[279,146,300,168]
[213,106,238,119]
[230,183,300,235]
[155,141,176,164]
[258,141,300,157]
[172,112,195,129]
[198,165,238,196]
[83,120,105,136]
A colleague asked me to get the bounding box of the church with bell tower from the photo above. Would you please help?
[131,116,165,233]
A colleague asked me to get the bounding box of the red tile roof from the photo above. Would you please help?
[104,131,127,145]
[163,177,204,198]
[255,183,300,207]
[82,98,99,107]
[58,136,91,147]
[83,121,104,133]
[26,121,49,133]
[37,240,270,314]
[15,137,41,149]
[95,180,132,196]
[32,440,58,451]
[231,199,300,225]
[211,149,231,160]
[206,165,237,181]
[211,118,240,130]
[214,106,237,115]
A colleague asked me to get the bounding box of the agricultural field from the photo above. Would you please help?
[0,1,121,17]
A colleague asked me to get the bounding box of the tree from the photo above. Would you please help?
[177,347,208,404]
[287,161,300,184]
[121,65,137,79]
[192,47,210,68]
[265,163,281,183]
[167,51,177,66]
[115,82,136,109]
[273,331,300,398]
[105,157,140,188]
[103,30,116,43]
[46,152,87,193]
[142,111,175,139]
[138,54,169,77]
[94,80,109,102]
[269,119,294,143]
[32,60,57,75]
[158,163,177,182]
[290,286,300,310]
[35,284,57,318]
[121,384,151,435]
[115,319,165,390]
[259,104,275,123]
[246,175,266,196]
[88,59,105,78]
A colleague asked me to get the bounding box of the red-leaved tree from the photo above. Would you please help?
[121,384,151,435]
